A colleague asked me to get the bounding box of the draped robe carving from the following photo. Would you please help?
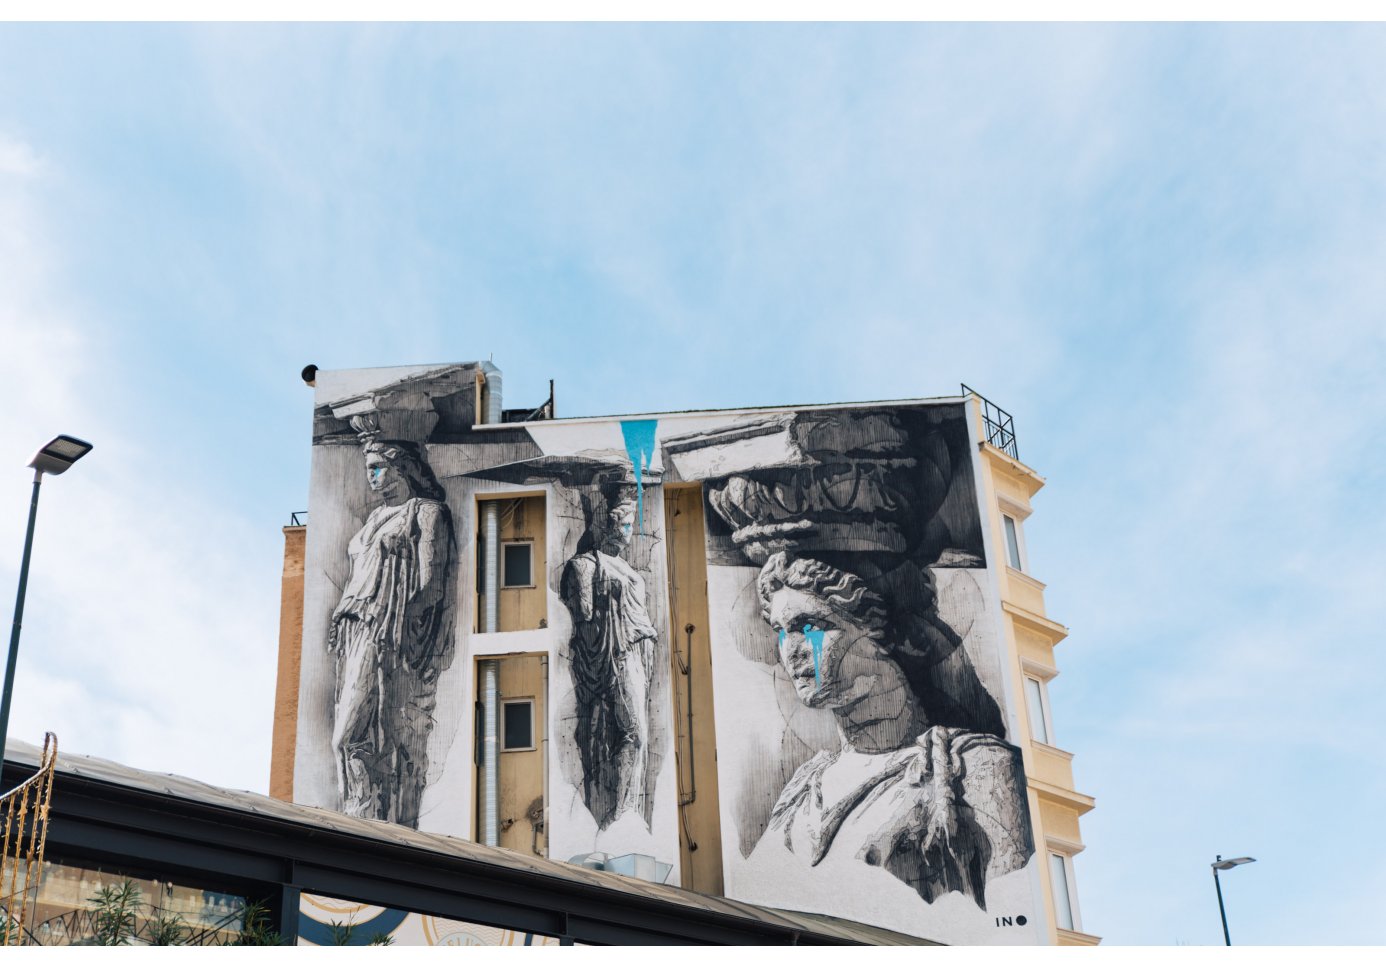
[561,542,657,831]
[329,495,451,827]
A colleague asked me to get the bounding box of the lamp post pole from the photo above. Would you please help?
[0,470,44,760]
[1213,860,1232,946]
[1211,854,1255,946]
[1,435,92,762]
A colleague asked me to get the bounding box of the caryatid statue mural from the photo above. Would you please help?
[705,408,1033,909]
[328,418,454,829]
[560,480,658,830]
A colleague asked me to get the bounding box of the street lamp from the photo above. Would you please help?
[1,435,93,760]
[1211,854,1256,945]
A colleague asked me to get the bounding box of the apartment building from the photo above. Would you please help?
[270,361,1097,945]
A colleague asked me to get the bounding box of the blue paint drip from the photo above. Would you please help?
[803,624,825,690]
[620,419,658,534]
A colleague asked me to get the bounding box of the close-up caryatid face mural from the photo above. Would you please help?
[755,551,1031,906]
[684,405,1039,942]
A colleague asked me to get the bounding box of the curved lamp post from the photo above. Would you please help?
[0,435,93,760]
[1211,854,1256,945]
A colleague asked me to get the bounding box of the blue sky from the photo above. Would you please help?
[2,23,1384,945]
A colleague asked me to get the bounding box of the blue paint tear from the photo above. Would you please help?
[804,624,825,689]
[620,419,658,534]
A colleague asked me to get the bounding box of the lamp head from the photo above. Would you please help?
[27,435,93,476]
[1212,856,1256,870]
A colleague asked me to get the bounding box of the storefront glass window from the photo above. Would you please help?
[24,860,245,946]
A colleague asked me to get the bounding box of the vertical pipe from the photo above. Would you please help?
[484,501,499,633]
[478,364,504,848]
[538,654,549,857]
[484,367,503,425]
[479,502,500,847]
[479,657,499,847]
[682,624,697,806]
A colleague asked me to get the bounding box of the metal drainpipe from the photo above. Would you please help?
[484,501,501,633]
[479,656,499,847]
[480,501,501,846]
[539,654,549,856]
[479,364,504,847]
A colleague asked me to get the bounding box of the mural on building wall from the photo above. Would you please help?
[753,551,1028,907]
[327,416,455,828]
[300,366,677,867]
[665,404,1037,937]
[297,363,524,832]
[296,365,1039,942]
[541,462,672,857]
[560,479,658,831]
[471,452,672,839]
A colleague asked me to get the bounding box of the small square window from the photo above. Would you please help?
[502,699,534,751]
[502,543,533,588]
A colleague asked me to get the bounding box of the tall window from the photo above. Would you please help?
[1003,514,1024,571]
[1025,675,1052,745]
[1050,852,1076,931]
[476,495,547,632]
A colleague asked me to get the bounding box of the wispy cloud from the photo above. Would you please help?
[0,127,278,792]
[0,136,42,177]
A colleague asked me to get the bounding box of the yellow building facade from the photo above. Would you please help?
[974,435,1099,945]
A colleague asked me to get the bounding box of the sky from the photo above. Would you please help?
[2,23,1384,946]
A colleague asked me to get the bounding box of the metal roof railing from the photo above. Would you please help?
[961,384,1019,461]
